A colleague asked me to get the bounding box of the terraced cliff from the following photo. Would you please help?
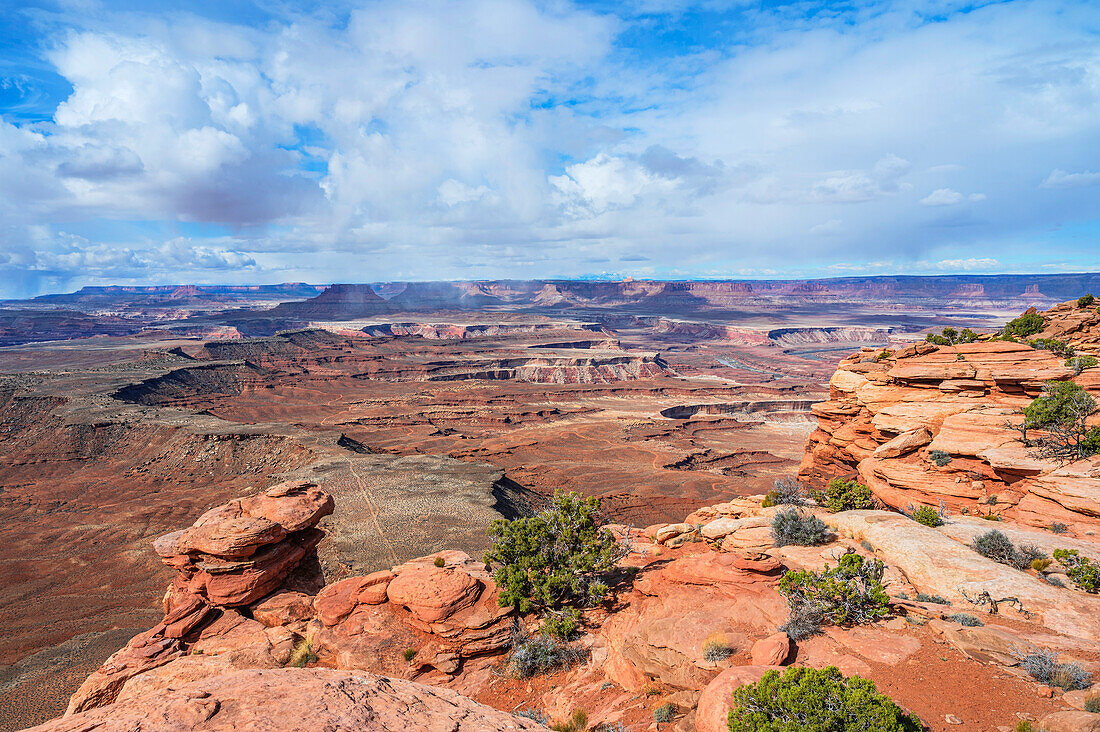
[799,300,1100,532]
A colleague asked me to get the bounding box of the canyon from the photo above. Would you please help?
[3,278,1100,730]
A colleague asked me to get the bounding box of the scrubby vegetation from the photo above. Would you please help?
[1029,337,1073,357]
[1018,381,1100,461]
[1085,697,1100,714]
[403,647,417,662]
[1003,311,1044,338]
[915,593,950,605]
[1079,294,1096,308]
[907,503,946,527]
[726,666,922,732]
[703,631,734,662]
[946,612,983,626]
[778,553,890,639]
[1049,521,1069,534]
[812,478,875,512]
[925,327,978,346]
[541,607,582,639]
[507,624,587,678]
[287,638,318,668]
[972,529,1046,571]
[550,709,588,732]
[485,490,619,612]
[433,556,446,567]
[770,509,829,547]
[927,449,952,467]
[1067,355,1099,374]
[1020,649,1092,690]
[1053,549,1100,592]
[761,477,810,507]
[653,702,676,724]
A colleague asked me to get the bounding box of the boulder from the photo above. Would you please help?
[695,666,777,732]
[1040,711,1100,732]
[750,633,790,665]
[386,566,482,624]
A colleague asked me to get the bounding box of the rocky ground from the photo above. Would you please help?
[4,293,1090,730]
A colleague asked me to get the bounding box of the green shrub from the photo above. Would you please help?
[1085,697,1100,714]
[541,607,581,639]
[1016,722,1035,732]
[972,530,1046,570]
[909,504,944,527]
[727,666,922,732]
[1053,549,1100,592]
[778,554,890,638]
[1030,337,1073,358]
[1021,381,1100,460]
[771,509,829,547]
[403,647,417,662]
[946,612,983,626]
[1067,355,1099,374]
[927,449,952,467]
[813,478,875,512]
[1022,380,1096,431]
[1050,521,1069,534]
[654,702,676,724]
[1078,294,1096,308]
[485,490,619,612]
[1004,311,1044,338]
[433,556,446,567]
[925,327,978,346]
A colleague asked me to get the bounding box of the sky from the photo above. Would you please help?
[0,0,1098,297]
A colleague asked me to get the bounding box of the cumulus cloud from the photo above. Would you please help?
[0,0,1099,294]
[1041,169,1100,188]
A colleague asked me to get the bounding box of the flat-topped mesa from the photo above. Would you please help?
[66,480,333,715]
[798,299,1100,532]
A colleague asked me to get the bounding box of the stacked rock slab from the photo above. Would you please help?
[66,479,333,714]
[799,301,1100,533]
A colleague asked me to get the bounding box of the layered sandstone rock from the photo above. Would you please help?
[35,669,550,732]
[799,301,1100,531]
[66,480,333,714]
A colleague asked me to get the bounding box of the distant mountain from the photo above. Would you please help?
[254,273,1100,321]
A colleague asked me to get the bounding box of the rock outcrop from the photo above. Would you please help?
[34,669,549,731]
[65,479,333,715]
[799,300,1100,532]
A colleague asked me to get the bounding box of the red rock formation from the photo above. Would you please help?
[34,669,550,732]
[66,480,332,714]
[799,301,1100,531]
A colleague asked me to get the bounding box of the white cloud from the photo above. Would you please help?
[919,188,965,206]
[0,0,1098,295]
[1041,169,1100,189]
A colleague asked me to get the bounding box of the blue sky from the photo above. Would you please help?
[0,0,1098,297]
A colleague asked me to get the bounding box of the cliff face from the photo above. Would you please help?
[799,300,1100,531]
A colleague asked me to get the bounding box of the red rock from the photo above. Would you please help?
[750,632,790,665]
[386,566,482,623]
[238,480,335,532]
[1040,711,1100,732]
[177,516,286,558]
[251,591,314,627]
[40,669,551,731]
[315,572,394,626]
[696,666,777,732]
